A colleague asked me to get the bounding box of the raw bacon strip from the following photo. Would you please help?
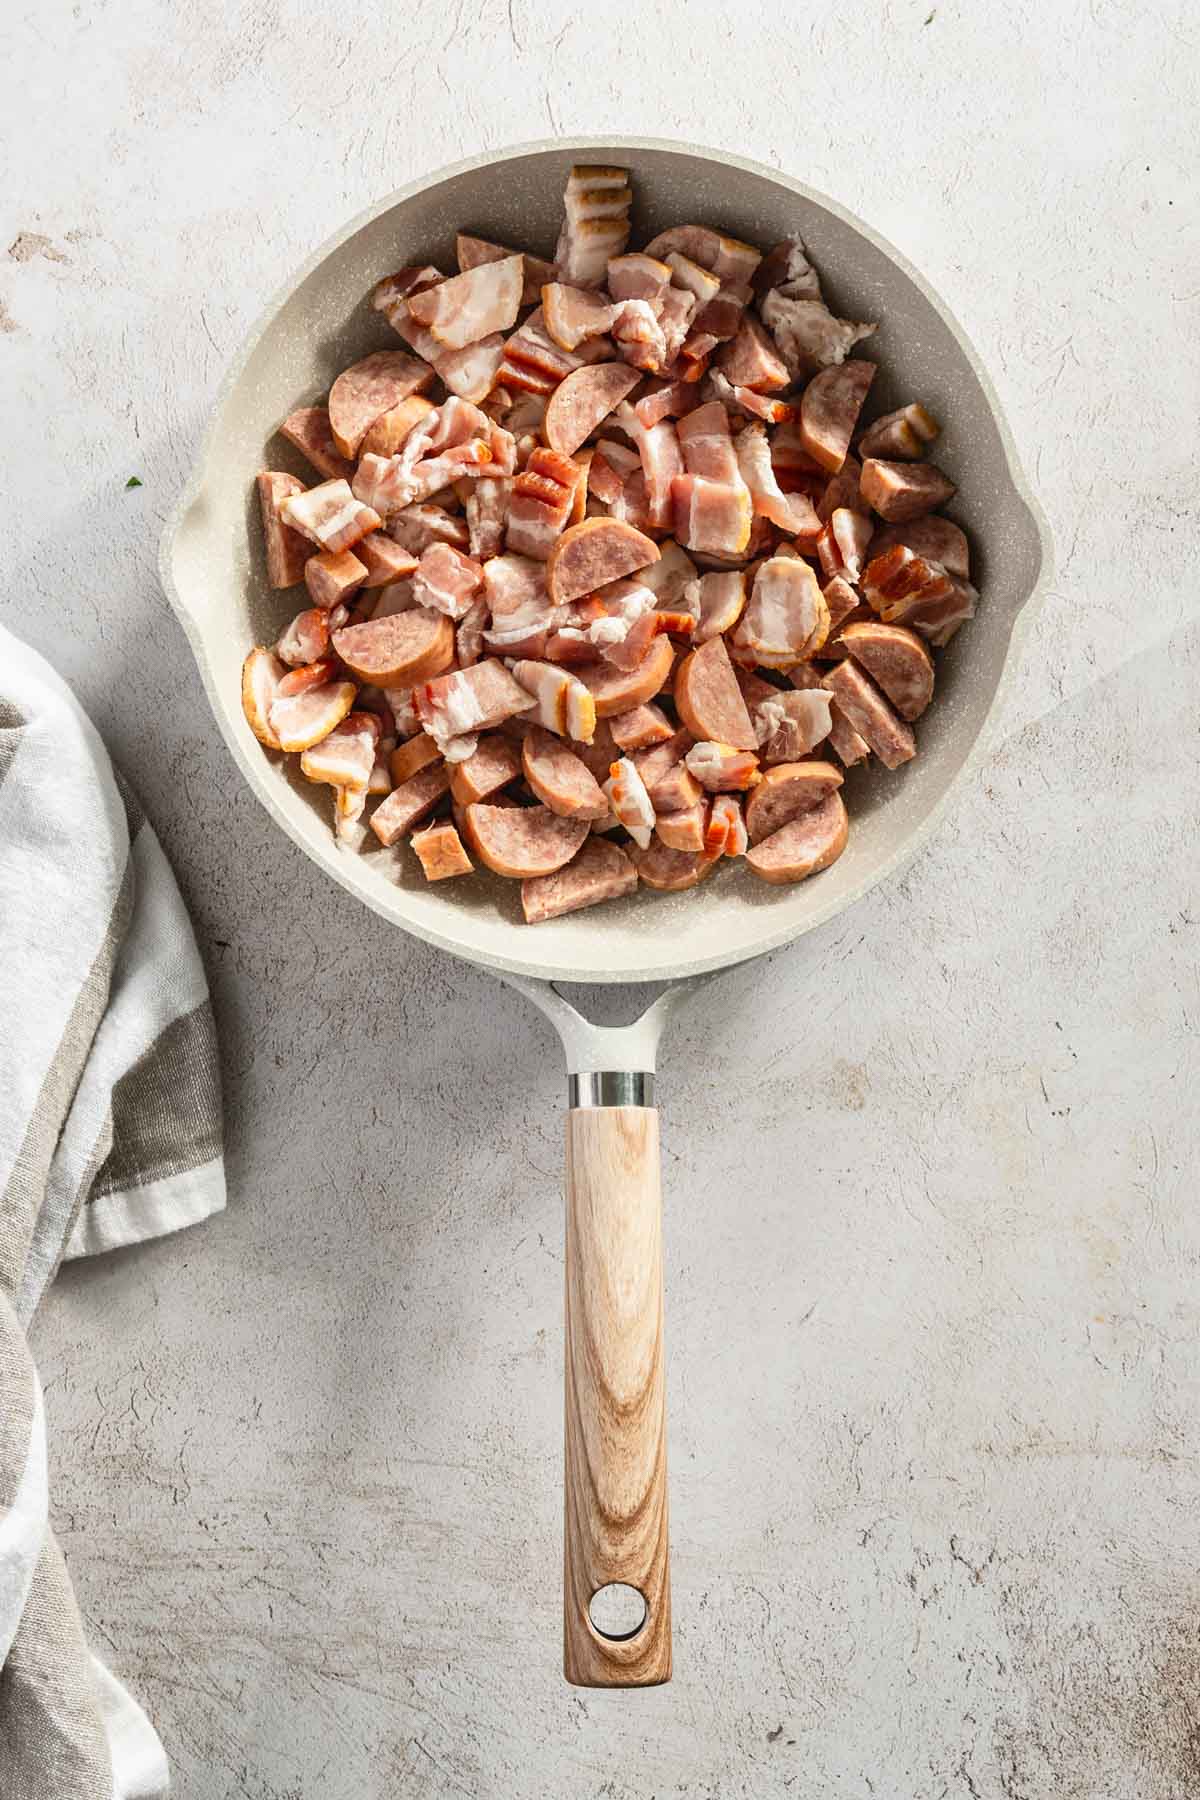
[414,659,535,752]
[838,621,934,720]
[280,479,381,555]
[389,733,441,785]
[574,636,674,718]
[370,761,451,845]
[868,516,970,579]
[609,297,669,372]
[745,759,843,843]
[521,836,638,923]
[434,335,508,406]
[630,839,718,892]
[359,395,437,460]
[800,360,876,474]
[257,472,310,588]
[677,400,741,482]
[277,607,331,667]
[278,408,355,482]
[463,475,511,561]
[544,362,641,457]
[268,680,358,752]
[510,660,597,742]
[610,701,673,752]
[817,454,864,522]
[860,458,957,522]
[455,596,488,668]
[604,756,657,848]
[861,545,955,618]
[465,803,590,878]
[663,251,720,308]
[755,689,834,764]
[299,711,379,792]
[542,282,616,350]
[637,539,699,608]
[684,742,760,792]
[670,476,752,559]
[858,403,940,461]
[823,659,916,769]
[411,542,486,619]
[505,447,579,560]
[687,570,747,643]
[674,635,756,750]
[746,791,848,883]
[633,380,704,428]
[332,606,455,686]
[407,256,524,349]
[354,534,418,589]
[556,165,632,288]
[522,726,611,820]
[708,794,747,858]
[495,305,614,394]
[734,556,829,669]
[643,225,762,285]
[614,404,684,531]
[708,372,794,424]
[457,231,555,304]
[372,266,509,403]
[412,821,474,881]
[607,253,671,307]
[714,315,790,393]
[656,285,697,367]
[589,439,639,506]
[816,508,874,583]
[735,424,822,542]
[481,552,553,653]
[760,244,877,377]
[639,752,699,816]
[276,656,339,697]
[241,647,287,748]
[389,504,470,554]
[546,518,659,607]
[328,351,435,458]
[449,735,523,805]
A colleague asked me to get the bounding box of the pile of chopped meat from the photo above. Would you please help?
[243,163,975,923]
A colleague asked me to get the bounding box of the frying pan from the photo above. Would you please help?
[160,137,1052,1687]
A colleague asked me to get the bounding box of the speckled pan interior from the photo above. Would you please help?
[161,137,1051,984]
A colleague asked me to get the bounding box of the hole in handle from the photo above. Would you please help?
[588,1583,648,1641]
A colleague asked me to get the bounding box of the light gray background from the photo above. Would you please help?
[3,3,1198,1795]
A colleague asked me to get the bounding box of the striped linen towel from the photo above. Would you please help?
[0,624,225,1797]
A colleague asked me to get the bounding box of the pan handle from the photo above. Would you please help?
[564,1077,671,1686]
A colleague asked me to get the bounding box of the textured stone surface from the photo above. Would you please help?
[3,1,1198,1794]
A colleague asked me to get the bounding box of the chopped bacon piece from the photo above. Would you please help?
[604,756,656,848]
[861,544,955,620]
[328,351,435,458]
[389,733,441,786]
[800,360,877,474]
[817,454,864,522]
[607,253,671,307]
[505,447,579,559]
[637,539,699,608]
[752,238,821,302]
[633,379,704,428]
[686,570,747,643]
[816,508,874,583]
[643,225,762,285]
[868,515,970,579]
[663,252,721,308]
[372,266,508,402]
[268,679,358,752]
[656,285,697,366]
[388,504,470,554]
[860,458,957,521]
[714,315,791,393]
[858,403,940,461]
[410,542,485,619]
[495,304,613,394]
[412,821,474,881]
[684,742,760,792]
[436,335,508,405]
[454,596,488,668]
[406,255,523,349]
[608,468,655,533]
[761,285,877,379]
[299,710,379,791]
[278,407,355,482]
[464,475,511,561]
[670,475,753,559]
[655,801,707,853]
[615,403,684,531]
[276,657,339,697]
[822,574,863,637]
[544,362,641,457]
[708,372,794,424]
[482,553,553,654]
[509,660,597,742]
[360,396,437,463]
[277,606,331,667]
[280,479,381,554]
[241,646,287,748]
[735,556,829,669]
[754,688,834,763]
[257,472,311,588]
[556,165,632,287]
[790,662,869,766]
[457,231,555,304]
[735,423,822,543]
[610,297,669,372]
[677,400,742,482]
[542,282,616,350]
[414,659,535,754]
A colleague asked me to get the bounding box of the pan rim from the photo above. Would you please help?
[160,134,1054,986]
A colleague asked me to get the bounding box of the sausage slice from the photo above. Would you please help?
[464,803,590,878]
[745,760,845,844]
[332,607,455,686]
[546,517,659,606]
[745,791,849,883]
[257,472,310,588]
[674,636,756,750]
[799,359,876,473]
[328,350,435,459]
[544,362,642,456]
[838,621,934,721]
[860,458,957,522]
[575,636,675,716]
[411,822,474,881]
[521,726,611,820]
[822,659,916,769]
[448,735,523,805]
[629,839,719,892]
[521,837,638,923]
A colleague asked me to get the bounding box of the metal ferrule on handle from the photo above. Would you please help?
[568,1071,655,1109]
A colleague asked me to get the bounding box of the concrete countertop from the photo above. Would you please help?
[3,2,1197,1794]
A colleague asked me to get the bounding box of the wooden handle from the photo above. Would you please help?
[564,1106,671,1687]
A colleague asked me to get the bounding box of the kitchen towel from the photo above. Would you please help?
[0,623,225,1797]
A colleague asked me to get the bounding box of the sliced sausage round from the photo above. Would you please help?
[328,351,434,459]
[745,791,849,883]
[521,837,638,923]
[521,726,611,820]
[630,838,720,892]
[745,760,845,845]
[464,803,590,878]
[674,635,756,750]
[332,607,455,686]
[544,363,642,457]
[575,636,675,717]
[546,518,660,607]
[838,621,934,721]
[799,359,876,474]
